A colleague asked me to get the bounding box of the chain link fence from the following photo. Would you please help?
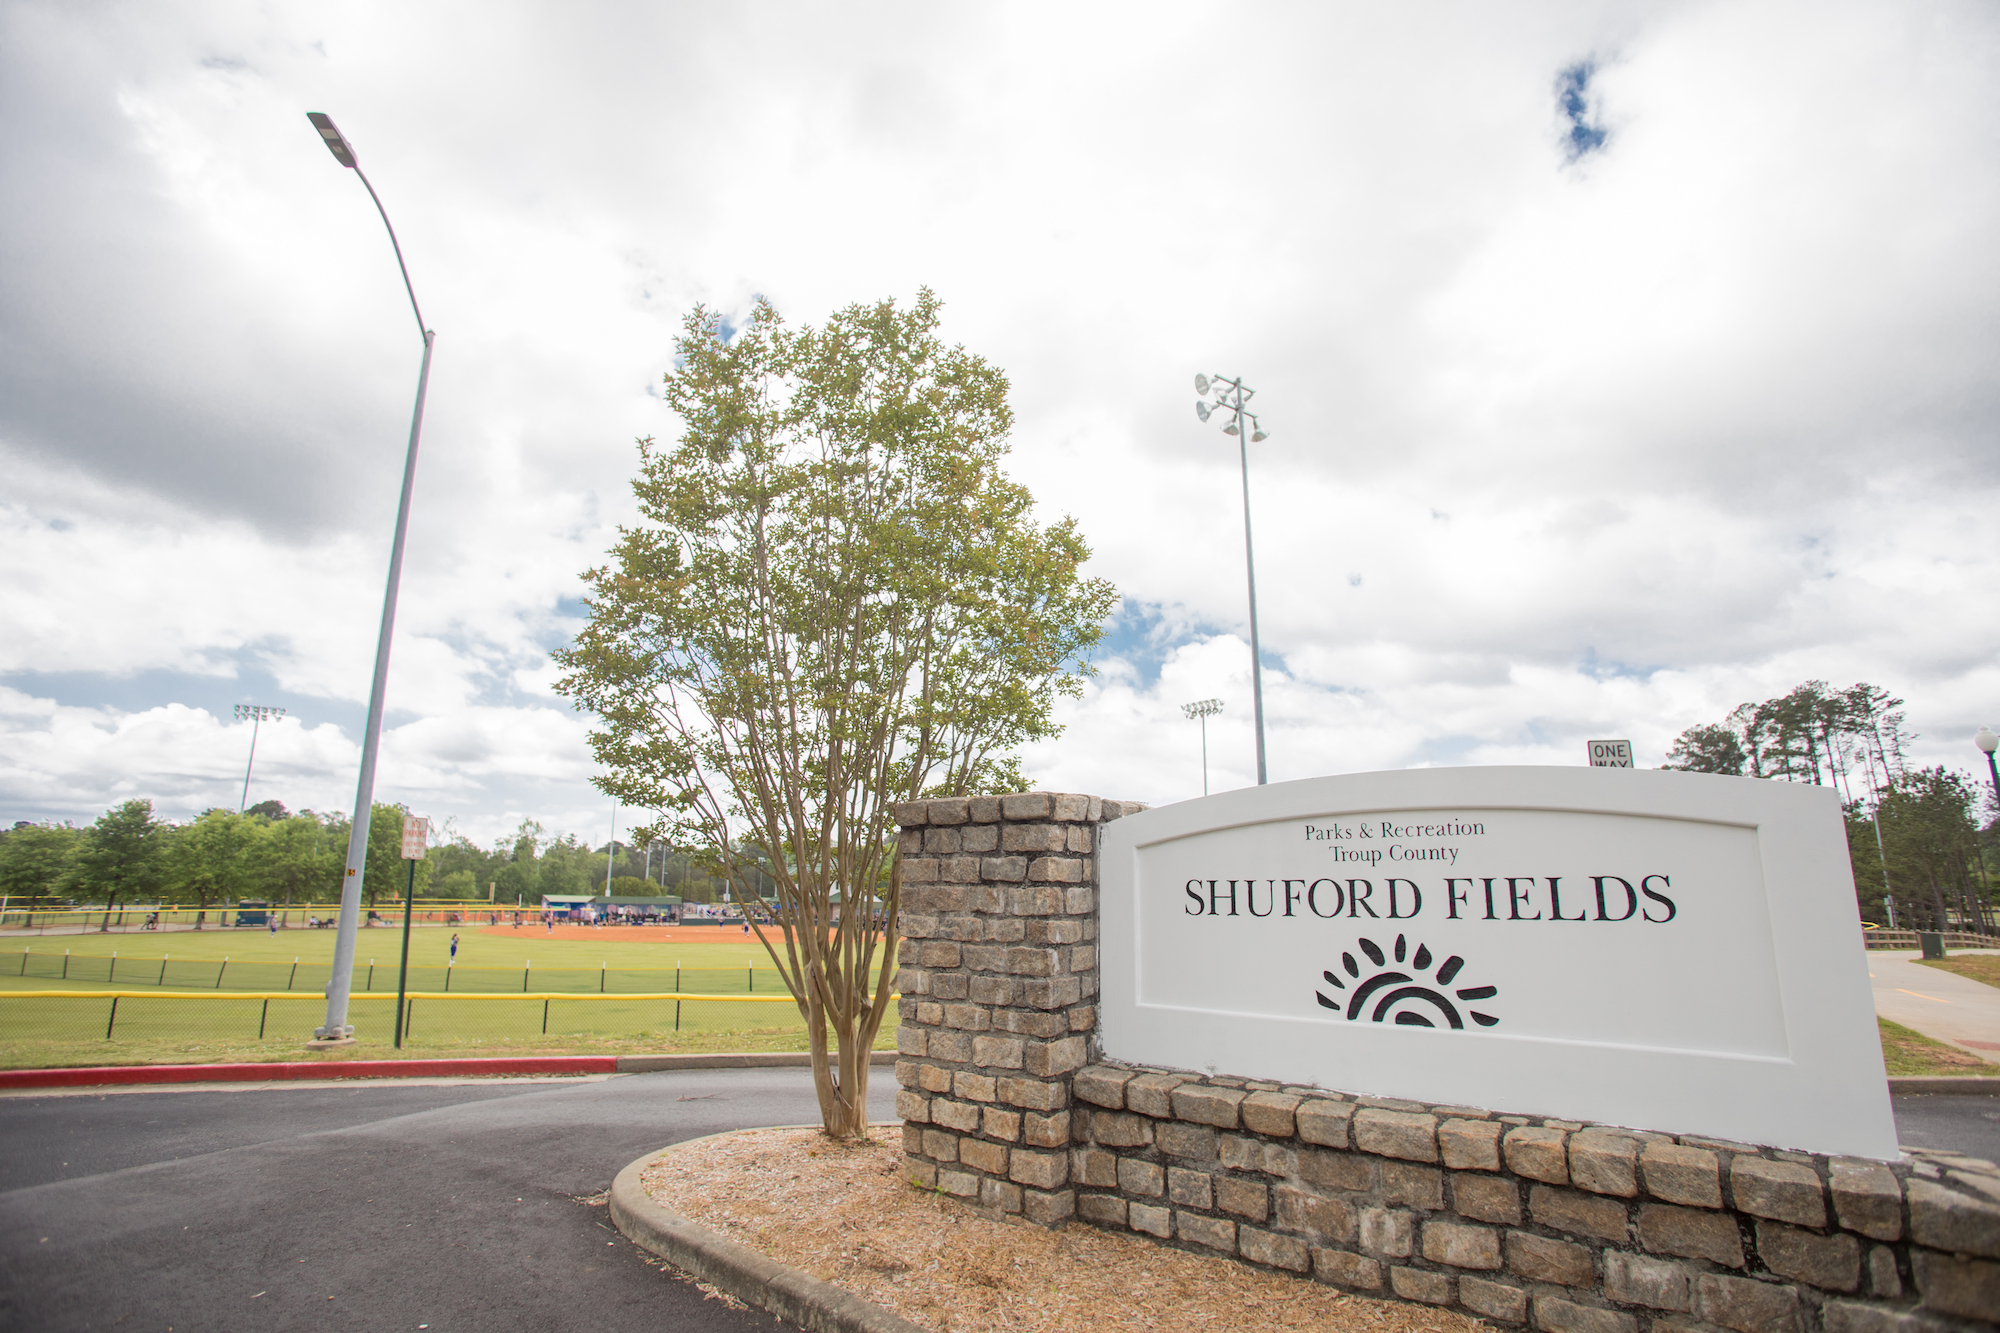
[6,948,783,997]
[0,992,807,1045]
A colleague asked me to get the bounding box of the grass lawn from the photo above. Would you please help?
[1916,953,2000,990]
[1878,1017,1994,1076]
[0,926,829,995]
[0,1024,899,1070]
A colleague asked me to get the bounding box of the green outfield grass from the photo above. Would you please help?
[0,927,841,996]
[0,988,871,1064]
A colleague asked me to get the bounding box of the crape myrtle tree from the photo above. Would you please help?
[555,292,1116,1138]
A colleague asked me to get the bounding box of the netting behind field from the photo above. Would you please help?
[0,993,808,1046]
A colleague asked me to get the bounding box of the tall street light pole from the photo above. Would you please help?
[305,112,436,1044]
[233,704,286,812]
[1182,698,1223,796]
[1194,375,1270,784]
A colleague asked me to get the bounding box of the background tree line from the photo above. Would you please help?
[0,800,759,924]
[1662,680,1997,933]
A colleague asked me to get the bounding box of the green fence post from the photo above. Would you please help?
[259,998,269,1039]
[675,999,681,1031]
[444,962,452,992]
[542,998,549,1034]
[109,951,117,983]
[105,997,118,1039]
[287,957,298,990]
[747,963,752,992]
[522,961,529,992]
[393,859,418,1051]
[367,959,374,991]
[216,957,227,988]
[62,949,69,980]
[158,954,168,985]
[676,962,681,992]
[405,999,414,1040]
[600,963,606,993]
[19,949,27,976]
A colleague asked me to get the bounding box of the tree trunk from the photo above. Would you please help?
[99,889,119,932]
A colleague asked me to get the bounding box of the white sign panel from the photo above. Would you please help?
[1587,739,1633,767]
[400,815,430,861]
[1099,767,1896,1159]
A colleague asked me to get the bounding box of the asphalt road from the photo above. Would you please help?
[0,1073,1993,1333]
[0,1069,895,1332]
[1891,1092,2000,1162]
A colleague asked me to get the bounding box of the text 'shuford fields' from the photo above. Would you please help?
[1100,767,1897,1159]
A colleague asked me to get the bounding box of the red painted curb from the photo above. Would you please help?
[0,1056,619,1089]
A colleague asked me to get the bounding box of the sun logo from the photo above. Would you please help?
[1315,934,1499,1030]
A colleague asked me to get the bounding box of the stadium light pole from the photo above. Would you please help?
[304,111,437,1044]
[1193,375,1270,784]
[604,803,619,904]
[233,704,287,812]
[1182,698,1223,795]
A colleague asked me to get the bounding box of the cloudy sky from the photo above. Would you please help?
[3,1,1996,846]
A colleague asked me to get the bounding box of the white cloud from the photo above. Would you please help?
[3,0,1998,845]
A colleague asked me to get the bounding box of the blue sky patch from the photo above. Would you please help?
[1556,62,1607,160]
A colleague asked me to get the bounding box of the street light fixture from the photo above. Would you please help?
[1181,698,1224,796]
[1194,373,1270,784]
[233,704,287,813]
[304,111,437,1044]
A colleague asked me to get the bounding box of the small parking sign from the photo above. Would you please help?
[1587,739,1634,768]
[401,815,431,860]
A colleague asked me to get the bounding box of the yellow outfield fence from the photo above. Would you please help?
[0,990,843,1046]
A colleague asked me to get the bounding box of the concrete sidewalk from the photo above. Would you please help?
[1869,949,2000,1064]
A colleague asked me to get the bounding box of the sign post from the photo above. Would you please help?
[393,815,429,1050]
[1587,739,1633,767]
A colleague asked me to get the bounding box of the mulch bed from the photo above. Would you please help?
[640,1126,1486,1332]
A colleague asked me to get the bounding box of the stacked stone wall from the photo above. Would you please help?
[893,793,1138,1225]
[1067,1062,1999,1331]
[893,793,2000,1331]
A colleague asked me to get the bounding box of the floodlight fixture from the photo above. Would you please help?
[1181,698,1225,796]
[1194,374,1210,394]
[1195,402,1211,422]
[233,704,287,813]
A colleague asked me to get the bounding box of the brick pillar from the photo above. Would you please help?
[893,792,1140,1225]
